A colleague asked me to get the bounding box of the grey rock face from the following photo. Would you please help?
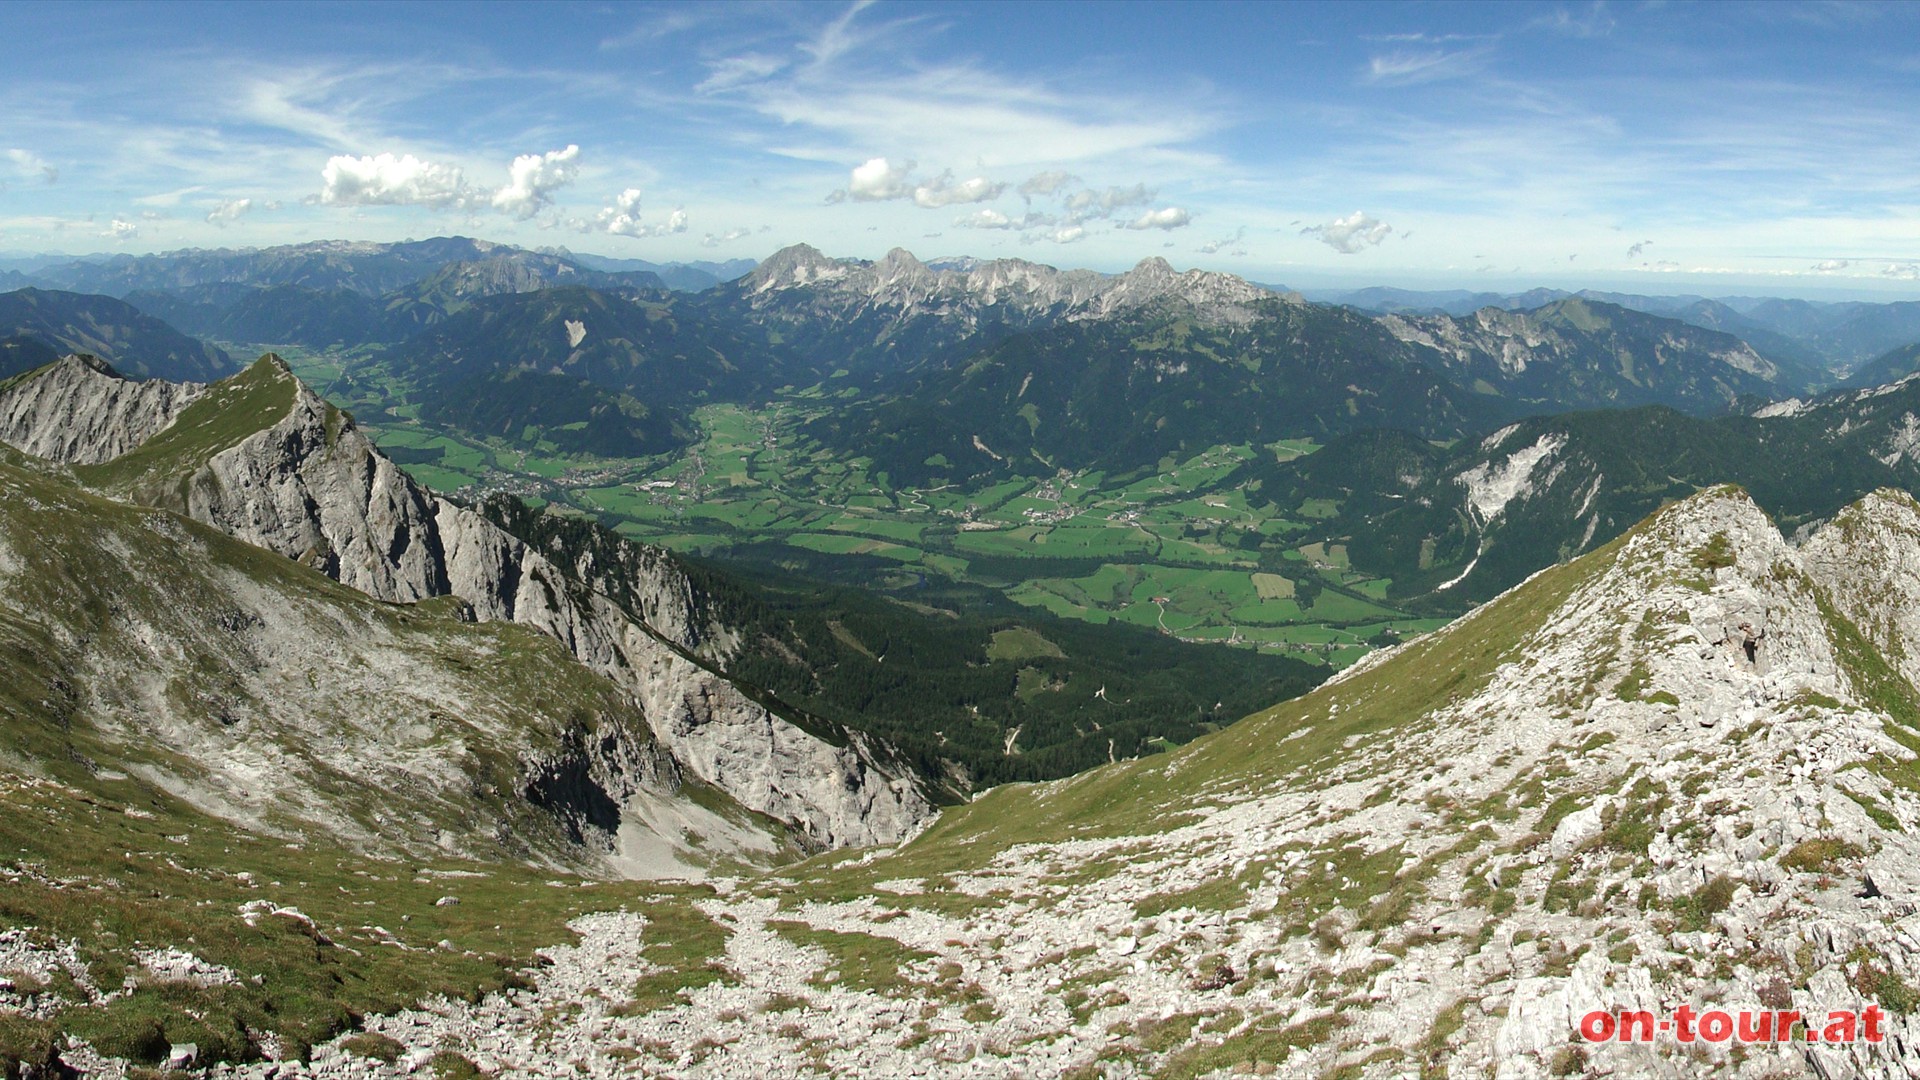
[0,354,204,464]
[0,355,934,854]
[183,367,452,602]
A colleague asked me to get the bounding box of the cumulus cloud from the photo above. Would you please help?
[320,152,466,208]
[1121,207,1191,231]
[1627,239,1651,259]
[831,157,1013,209]
[1303,211,1393,253]
[1025,225,1085,244]
[206,198,252,226]
[848,156,915,201]
[596,188,687,238]
[701,228,752,247]
[1811,259,1850,273]
[1017,170,1077,197]
[7,149,56,184]
[911,171,1005,208]
[1882,263,1920,280]
[102,218,138,241]
[1066,183,1153,216]
[955,208,1013,229]
[492,145,580,219]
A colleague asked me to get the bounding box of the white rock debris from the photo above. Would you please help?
[112,485,1920,1079]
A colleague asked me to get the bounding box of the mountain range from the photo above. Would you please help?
[11,237,1920,1076]
[1310,283,1920,376]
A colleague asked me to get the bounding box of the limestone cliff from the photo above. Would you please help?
[0,354,934,853]
[0,354,205,464]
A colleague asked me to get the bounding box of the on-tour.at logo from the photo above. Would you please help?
[1580,1005,1885,1045]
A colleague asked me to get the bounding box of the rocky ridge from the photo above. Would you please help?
[0,353,205,464]
[206,485,1920,1078]
[0,355,933,854]
[733,243,1279,336]
[1382,297,1787,411]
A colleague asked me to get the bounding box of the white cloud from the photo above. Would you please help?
[1018,170,1077,197]
[1025,225,1085,244]
[1199,227,1246,254]
[596,188,688,238]
[1121,207,1191,231]
[6,149,56,184]
[848,156,914,200]
[206,198,252,225]
[1364,47,1494,86]
[696,54,787,94]
[1883,263,1920,280]
[1303,211,1393,253]
[492,145,580,219]
[1811,258,1850,272]
[701,228,752,247]
[319,152,466,208]
[955,208,1013,229]
[911,171,1005,208]
[1065,183,1153,216]
[133,186,208,208]
[102,218,138,241]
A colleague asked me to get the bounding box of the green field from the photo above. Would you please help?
[274,351,1452,668]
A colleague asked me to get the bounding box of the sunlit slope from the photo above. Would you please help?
[0,445,780,878]
[607,485,1920,1078]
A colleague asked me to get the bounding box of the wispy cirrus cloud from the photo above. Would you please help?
[6,148,56,184]
[1363,46,1495,86]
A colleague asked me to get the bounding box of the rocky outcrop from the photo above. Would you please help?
[179,363,452,602]
[0,354,204,464]
[432,500,931,849]
[1801,487,1920,690]
[0,355,935,853]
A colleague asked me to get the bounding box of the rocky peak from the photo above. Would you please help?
[743,243,853,293]
[0,352,205,464]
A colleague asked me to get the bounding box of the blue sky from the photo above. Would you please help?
[4,0,1920,296]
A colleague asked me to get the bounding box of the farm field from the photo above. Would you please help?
[276,348,1454,667]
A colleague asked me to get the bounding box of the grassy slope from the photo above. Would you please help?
[75,353,302,500]
[791,526,1620,895]
[0,452,773,1072]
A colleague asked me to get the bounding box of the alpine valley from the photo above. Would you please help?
[5,237,1920,1080]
